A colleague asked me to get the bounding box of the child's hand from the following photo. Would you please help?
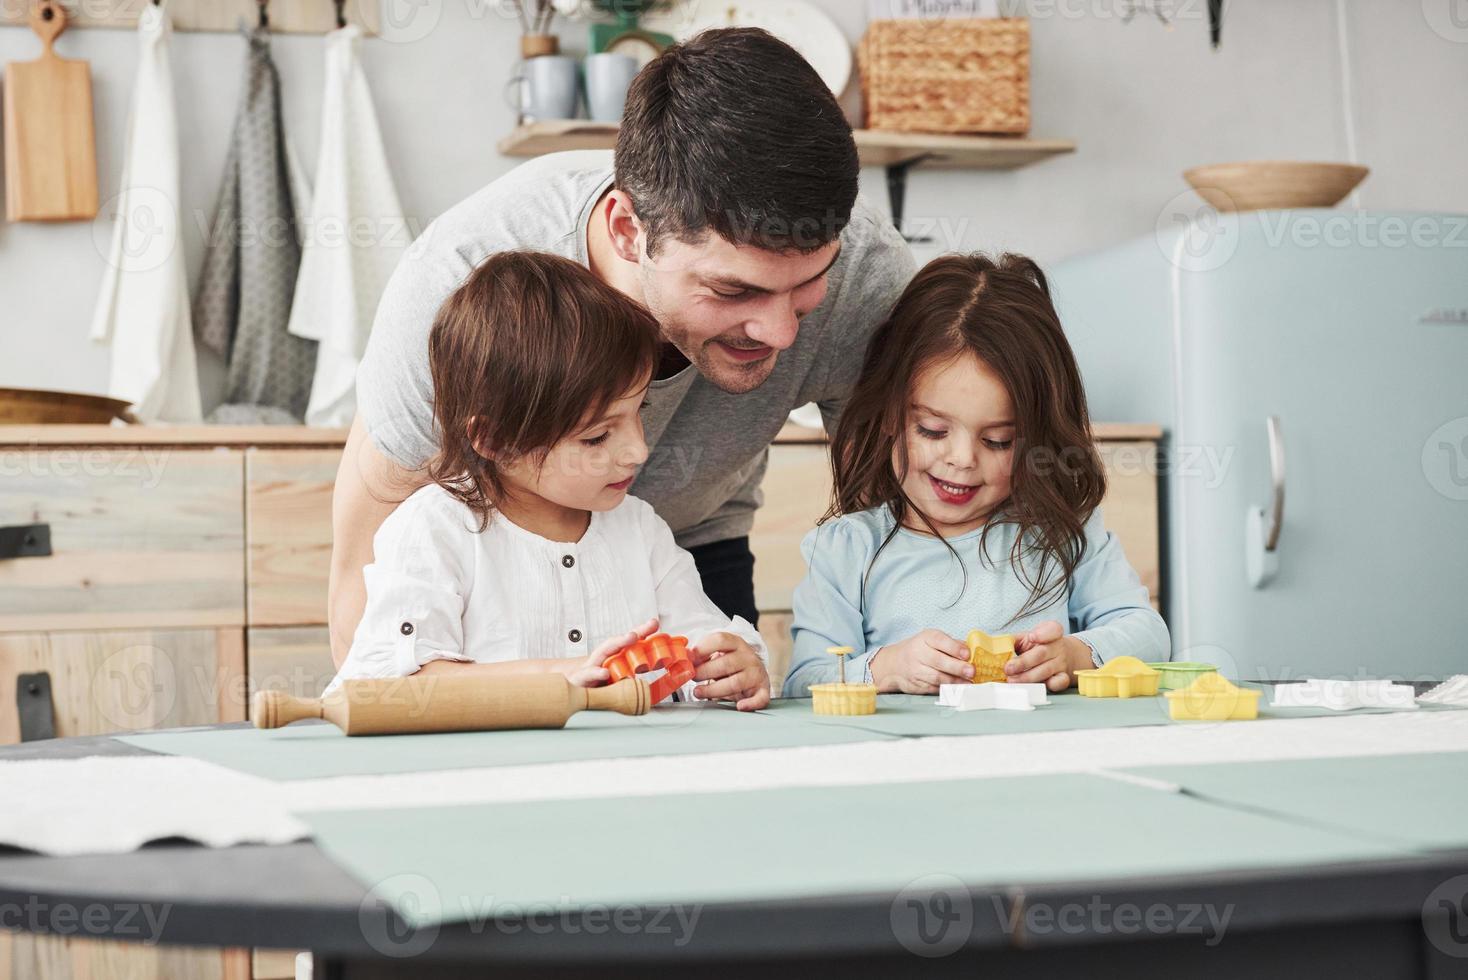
[1004,620,1091,691]
[688,633,770,711]
[869,629,975,694]
[564,617,661,688]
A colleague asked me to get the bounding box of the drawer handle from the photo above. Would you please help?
[0,523,52,560]
[17,671,57,742]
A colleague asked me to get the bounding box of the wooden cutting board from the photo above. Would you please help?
[3,0,99,221]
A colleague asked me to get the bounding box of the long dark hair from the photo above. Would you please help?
[825,252,1106,622]
[425,251,660,530]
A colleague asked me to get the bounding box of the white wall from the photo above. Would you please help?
[1,0,1465,399]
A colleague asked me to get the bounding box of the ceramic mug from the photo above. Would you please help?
[583,52,639,122]
[507,54,579,121]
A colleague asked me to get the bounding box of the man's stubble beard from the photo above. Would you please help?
[642,280,777,396]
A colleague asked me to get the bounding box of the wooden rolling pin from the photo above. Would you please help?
[253,674,651,735]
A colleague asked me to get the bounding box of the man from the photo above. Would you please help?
[330,27,917,706]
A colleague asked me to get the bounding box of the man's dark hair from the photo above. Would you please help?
[615,27,859,257]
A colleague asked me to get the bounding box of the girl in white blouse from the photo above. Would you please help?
[326,251,771,709]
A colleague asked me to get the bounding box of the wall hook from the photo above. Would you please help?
[334,0,346,28]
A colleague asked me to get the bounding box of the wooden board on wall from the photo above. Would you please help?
[0,0,380,35]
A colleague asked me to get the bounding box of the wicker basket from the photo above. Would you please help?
[859,18,1030,136]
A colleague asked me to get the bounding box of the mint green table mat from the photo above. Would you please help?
[115,703,893,781]
[301,772,1417,929]
[1121,751,1468,851]
[113,694,1189,781]
[117,692,1452,782]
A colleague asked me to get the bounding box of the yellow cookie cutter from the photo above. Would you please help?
[811,646,878,716]
[966,629,1015,684]
[1166,672,1260,721]
[1075,655,1161,698]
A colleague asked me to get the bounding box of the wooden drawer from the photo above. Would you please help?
[761,611,794,697]
[0,448,245,632]
[1096,441,1161,607]
[0,627,245,745]
[750,444,833,613]
[245,449,340,626]
[0,934,250,980]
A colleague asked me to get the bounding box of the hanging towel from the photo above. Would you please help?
[193,23,317,424]
[287,24,409,428]
[88,3,203,424]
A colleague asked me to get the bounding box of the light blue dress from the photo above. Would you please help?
[784,505,1171,696]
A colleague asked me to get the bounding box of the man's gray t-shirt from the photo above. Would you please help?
[356,150,917,549]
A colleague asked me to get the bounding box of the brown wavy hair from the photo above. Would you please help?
[825,252,1106,622]
[426,251,660,530]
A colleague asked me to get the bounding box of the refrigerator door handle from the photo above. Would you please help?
[1245,415,1285,588]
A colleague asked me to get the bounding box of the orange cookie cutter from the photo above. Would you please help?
[602,633,694,704]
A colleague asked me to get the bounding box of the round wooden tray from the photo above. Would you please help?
[0,387,135,424]
[1184,160,1369,212]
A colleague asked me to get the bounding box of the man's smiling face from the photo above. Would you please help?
[635,233,842,393]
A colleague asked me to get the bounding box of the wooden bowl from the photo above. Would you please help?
[0,387,135,425]
[1183,161,1369,212]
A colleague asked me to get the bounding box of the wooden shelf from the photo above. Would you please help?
[0,424,349,448]
[0,0,380,34]
[498,122,1075,172]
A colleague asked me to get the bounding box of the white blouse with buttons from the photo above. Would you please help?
[325,484,767,696]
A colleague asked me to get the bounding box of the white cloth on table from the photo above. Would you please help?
[88,3,203,423]
[326,486,767,696]
[0,756,306,856]
[287,24,409,427]
[278,706,1468,812]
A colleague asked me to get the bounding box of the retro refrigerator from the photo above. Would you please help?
[1050,210,1468,680]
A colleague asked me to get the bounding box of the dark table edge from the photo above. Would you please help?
[4,714,1468,961]
[3,844,1466,961]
